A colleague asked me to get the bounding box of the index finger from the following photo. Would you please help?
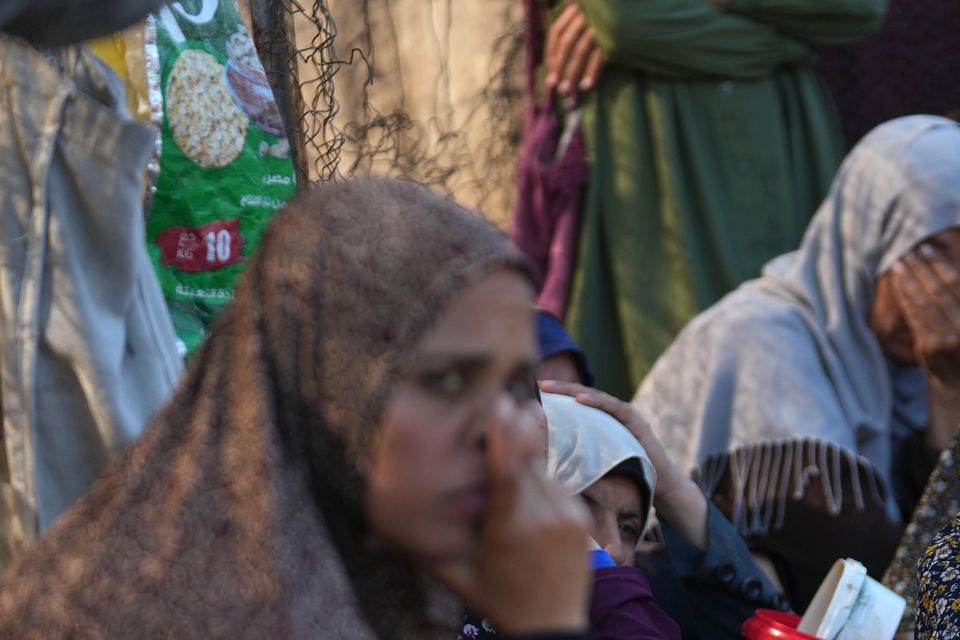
[920,243,960,311]
[544,3,583,85]
[487,416,521,523]
[895,253,955,334]
[549,12,589,95]
[487,400,546,522]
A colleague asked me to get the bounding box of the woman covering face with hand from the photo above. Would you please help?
[635,115,960,609]
[874,229,960,449]
[0,179,592,639]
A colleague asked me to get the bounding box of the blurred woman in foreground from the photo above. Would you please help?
[0,179,594,639]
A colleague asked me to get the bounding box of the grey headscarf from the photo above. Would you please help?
[634,115,960,530]
[543,393,656,530]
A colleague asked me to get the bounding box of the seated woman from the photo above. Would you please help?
[548,392,685,639]
[544,380,787,640]
[0,179,595,639]
[463,377,787,640]
[634,115,960,609]
[537,312,787,639]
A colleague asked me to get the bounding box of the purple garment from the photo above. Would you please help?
[590,566,682,640]
[510,0,589,321]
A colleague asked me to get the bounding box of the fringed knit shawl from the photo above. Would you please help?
[635,116,960,533]
[0,178,532,639]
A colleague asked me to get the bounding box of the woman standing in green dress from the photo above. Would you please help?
[544,0,886,398]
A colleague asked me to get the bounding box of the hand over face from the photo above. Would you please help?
[426,410,591,635]
[891,237,960,390]
[544,2,604,99]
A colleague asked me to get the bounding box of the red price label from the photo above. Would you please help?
[156,219,245,272]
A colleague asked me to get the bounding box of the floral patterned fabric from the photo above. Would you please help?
[916,513,960,639]
[459,611,498,639]
[883,424,960,635]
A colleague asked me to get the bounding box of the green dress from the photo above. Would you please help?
[566,0,886,399]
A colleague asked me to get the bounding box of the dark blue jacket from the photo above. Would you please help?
[643,503,789,640]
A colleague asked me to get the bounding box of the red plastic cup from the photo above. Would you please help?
[742,609,824,639]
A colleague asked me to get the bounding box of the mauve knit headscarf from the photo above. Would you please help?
[0,178,534,639]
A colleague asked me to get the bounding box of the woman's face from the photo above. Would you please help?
[536,352,583,385]
[366,269,541,561]
[580,475,643,567]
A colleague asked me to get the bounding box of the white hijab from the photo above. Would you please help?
[634,115,960,528]
[542,393,656,527]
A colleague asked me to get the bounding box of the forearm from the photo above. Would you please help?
[654,478,709,552]
[576,0,809,79]
[927,382,960,452]
[723,0,886,45]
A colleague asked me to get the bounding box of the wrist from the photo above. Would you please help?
[653,478,704,524]
[654,478,709,551]
[499,613,587,637]
[928,379,960,450]
[654,473,699,514]
[930,377,960,404]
